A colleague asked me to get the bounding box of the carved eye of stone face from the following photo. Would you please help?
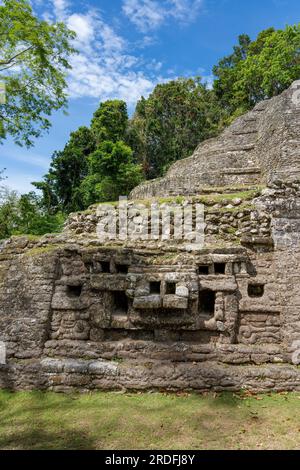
[75,321,86,333]
[248,284,264,298]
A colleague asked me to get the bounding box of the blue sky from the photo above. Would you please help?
[1,0,299,193]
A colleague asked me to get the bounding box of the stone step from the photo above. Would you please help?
[222,167,261,175]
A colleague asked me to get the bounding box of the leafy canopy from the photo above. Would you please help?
[36,100,142,212]
[91,100,128,145]
[0,0,76,146]
[127,78,225,179]
[33,126,95,213]
[213,25,300,117]
[12,24,300,223]
[0,189,65,239]
[80,141,143,207]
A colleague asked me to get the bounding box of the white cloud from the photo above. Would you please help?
[44,2,158,106]
[202,74,214,89]
[31,0,206,106]
[53,0,69,20]
[67,13,95,44]
[122,0,203,32]
[122,0,166,32]
[170,0,203,22]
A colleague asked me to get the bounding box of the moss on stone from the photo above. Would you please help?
[23,244,63,257]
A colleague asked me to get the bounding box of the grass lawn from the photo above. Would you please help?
[0,390,299,450]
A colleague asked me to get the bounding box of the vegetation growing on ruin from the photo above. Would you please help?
[23,244,64,258]
[1,11,299,238]
[86,186,263,210]
[29,24,300,219]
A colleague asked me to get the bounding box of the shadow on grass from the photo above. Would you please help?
[0,390,99,450]
[0,390,287,450]
[0,427,96,450]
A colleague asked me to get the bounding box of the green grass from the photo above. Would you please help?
[0,390,299,450]
[89,186,264,211]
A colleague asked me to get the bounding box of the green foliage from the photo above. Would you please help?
[25,24,300,217]
[213,25,300,116]
[80,141,143,206]
[91,100,128,145]
[0,190,65,239]
[0,0,76,146]
[34,126,95,213]
[36,101,142,212]
[127,78,225,179]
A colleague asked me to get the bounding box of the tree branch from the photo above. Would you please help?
[0,46,33,67]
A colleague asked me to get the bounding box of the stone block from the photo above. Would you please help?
[133,295,162,309]
[163,295,188,309]
[176,285,189,298]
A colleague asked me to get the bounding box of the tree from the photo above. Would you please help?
[35,100,136,212]
[91,100,128,145]
[213,33,252,115]
[127,78,224,179]
[213,25,300,117]
[0,190,65,239]
[0,0,76,146]
[80,141,143,206]
[34,127,96,213]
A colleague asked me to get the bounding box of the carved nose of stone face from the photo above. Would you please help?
[0,342,6,365]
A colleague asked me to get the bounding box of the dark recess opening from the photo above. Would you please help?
[214,263,226,275]
[101,261,110,273]
[113,291,128,314]
[198,265,210,275]
[199,290,215,314]
[67,285,82,298]
[248,284,264,298]
[150,281,161,294]
[116,264,129,274]
[166,282,176,295]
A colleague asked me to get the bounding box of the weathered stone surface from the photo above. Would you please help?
[2,83,300,392]
[130,80,300,199]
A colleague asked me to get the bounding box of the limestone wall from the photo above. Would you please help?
[1,181,300,393]
[1,81,300,392]
[64,189,271,249]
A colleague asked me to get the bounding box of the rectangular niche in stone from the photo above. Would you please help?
[112,291,128,316]
[165,282,176,295]
[199,290,215,315]
[198,265,210,275]
[116,264,129,274]
[248,283,264,298]
[150,281,161,294]
[214,263,226,275]
[67,285,82,298]
[100,261,111,273]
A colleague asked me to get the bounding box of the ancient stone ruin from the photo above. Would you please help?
[1,81,300,392]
